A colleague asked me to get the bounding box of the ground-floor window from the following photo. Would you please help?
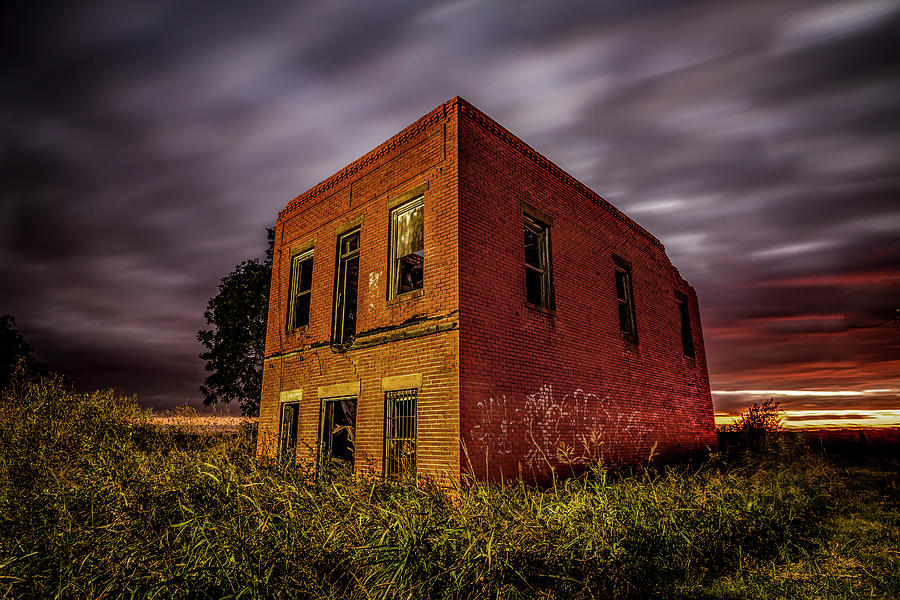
[319,396,356,475]
[278,402,299,465]
[384,388,417,478]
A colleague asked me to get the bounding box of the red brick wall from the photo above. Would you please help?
[457,101,716,482]
[257,100,461,482]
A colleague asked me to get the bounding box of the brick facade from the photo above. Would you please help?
[257,97,716,484]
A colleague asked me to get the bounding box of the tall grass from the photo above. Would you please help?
[0,377,891,599]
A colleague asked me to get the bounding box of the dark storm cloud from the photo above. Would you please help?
[1,0,898,413]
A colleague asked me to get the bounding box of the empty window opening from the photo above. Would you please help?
[614,256,637,339]
[384,388,417,478]
[524,216,552,308]
[278,402,300,465]
[319,396,356,475]
[677,294,695,357]
[287,250,314,330]
[332,230,360,345]
[389,197,424,298]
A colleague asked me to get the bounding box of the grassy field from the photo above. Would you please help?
[1,377,897,599]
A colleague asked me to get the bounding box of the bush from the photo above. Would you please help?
[717,398,794,458]
[722,398,784,434]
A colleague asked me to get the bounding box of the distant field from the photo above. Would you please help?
[2,379,898,599]
[802,426,900,446]
[150,414,257,434]
[718,427,900,456]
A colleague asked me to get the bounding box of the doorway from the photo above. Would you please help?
[319,396,356,476]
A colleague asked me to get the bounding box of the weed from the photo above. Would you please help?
[0,378,896,599]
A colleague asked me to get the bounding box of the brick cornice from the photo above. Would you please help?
[278,98,458,221]
[456,98,664,250]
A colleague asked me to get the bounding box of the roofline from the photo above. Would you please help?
[278,97,457,221]
[276,96,665,251]
[454,97,663,250]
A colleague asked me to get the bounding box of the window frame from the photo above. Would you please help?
[613,255,638,341]
[383,388,418,479]
[278,402,300,466]
[286,248,314,331]
[331,229,360,346]
[523,214,554,309]
[318,395,357,477]
[388,195,425,300]
[676,292,695,358]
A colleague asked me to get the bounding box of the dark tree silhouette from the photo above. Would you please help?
[0,314,44,391]
[726,398,784,433]
[197,228,274,416]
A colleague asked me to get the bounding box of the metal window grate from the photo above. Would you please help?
[384,388,417,477]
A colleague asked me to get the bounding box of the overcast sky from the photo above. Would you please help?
[2,0,898,422]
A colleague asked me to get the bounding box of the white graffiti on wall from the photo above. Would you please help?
[367,272,382,311]
[470,384,652,468]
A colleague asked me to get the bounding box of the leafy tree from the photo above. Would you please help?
[197,228,274,416]
[0,314,44,391]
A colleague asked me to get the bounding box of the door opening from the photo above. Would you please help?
[319,396,356,476]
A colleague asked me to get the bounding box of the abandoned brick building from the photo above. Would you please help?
[257,97,717,482]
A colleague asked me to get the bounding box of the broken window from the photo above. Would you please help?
[524,216,553,308]
[278,402,300,465]
[332,230,360,345]
[384,388,417,478]
[287,250,314,330]
[677,293,695,357]
[389,197,424,298]
[319,396,356,476]
[613,256,637,339]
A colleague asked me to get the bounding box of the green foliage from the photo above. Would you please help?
[1,378,897,599]
[0,314,44,392]
[197,228,274,416]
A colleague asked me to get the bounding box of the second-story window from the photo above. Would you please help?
[287,250,314,330]
[524,215,553,308]
[332,230,360,345]
[613,255,637,339]
[677,293,695,357]
[389,196,424,298]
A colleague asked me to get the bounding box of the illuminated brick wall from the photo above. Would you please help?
[258,97,716,483]
[457,101,716,481]
[257,99,461,482]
